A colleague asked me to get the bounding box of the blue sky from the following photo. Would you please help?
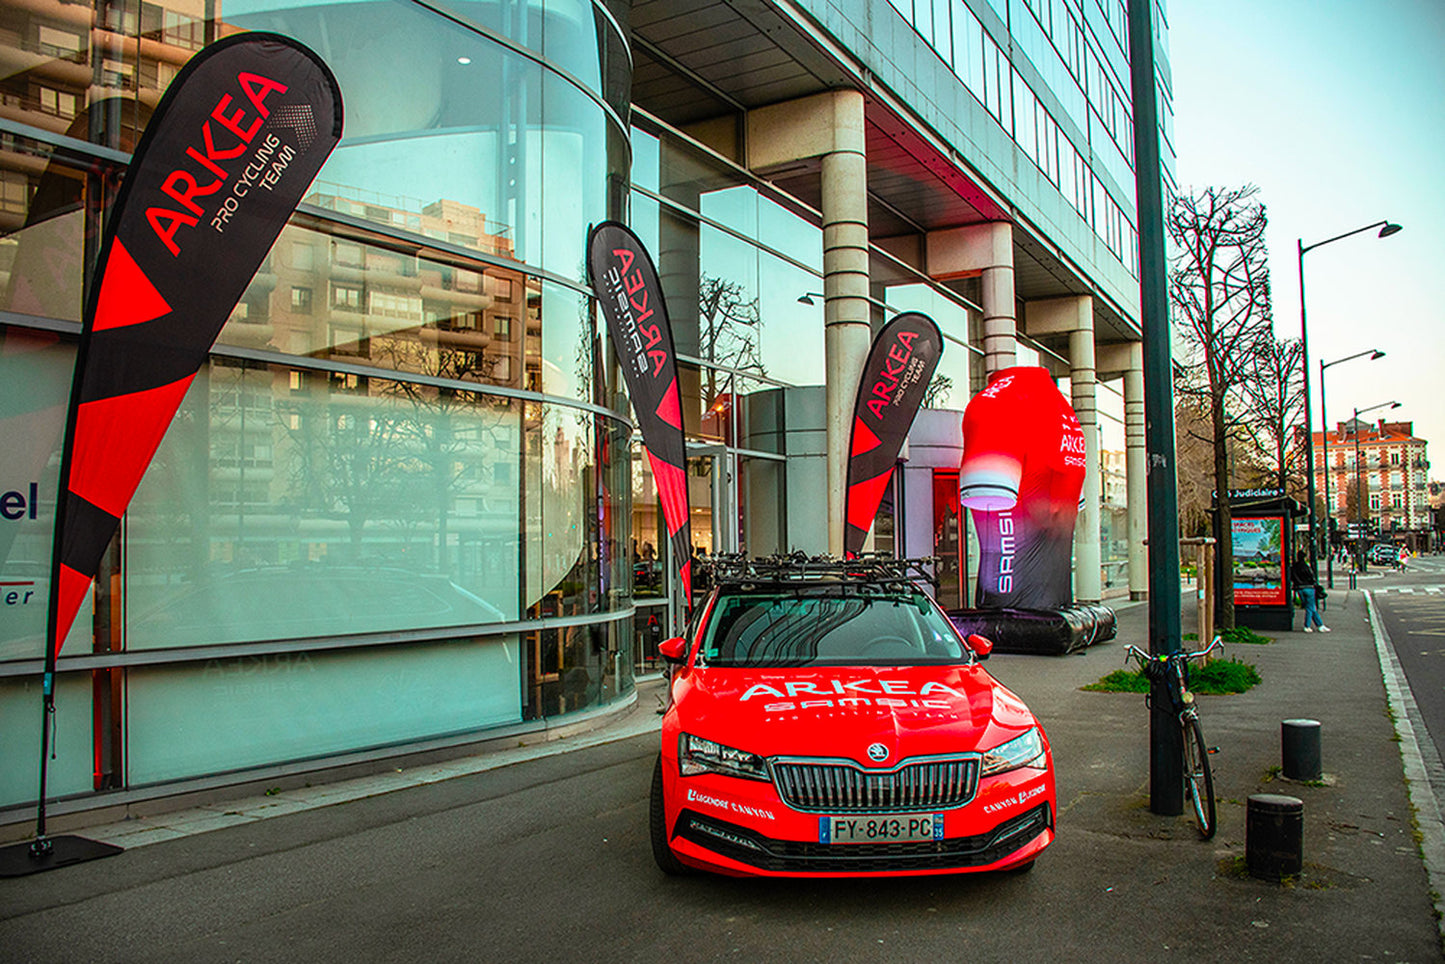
[1168,0,1445,459]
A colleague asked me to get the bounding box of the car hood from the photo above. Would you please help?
[673,664,1038,766]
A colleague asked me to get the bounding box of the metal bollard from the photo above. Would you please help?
[1247,794,1303,880]
[1282,719,1322,781]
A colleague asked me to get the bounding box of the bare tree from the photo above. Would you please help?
[922,373,955,409]
[1174,394,1273,538]
[1240,334,1306,499]
[1170,185,1274,629]
[1173,396,1217,539]
[697,275,765,400]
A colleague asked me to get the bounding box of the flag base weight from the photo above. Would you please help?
[0,835,122,877]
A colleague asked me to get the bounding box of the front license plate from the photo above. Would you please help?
[819,814,945,844]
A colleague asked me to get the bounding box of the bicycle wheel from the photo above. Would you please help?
[1181,713,1216,839]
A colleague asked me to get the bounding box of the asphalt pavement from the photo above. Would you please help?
[1,584,1442,963]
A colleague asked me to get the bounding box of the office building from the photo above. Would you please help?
[0,0,1166,820]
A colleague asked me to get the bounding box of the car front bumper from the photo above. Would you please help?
[661,762,1055,878]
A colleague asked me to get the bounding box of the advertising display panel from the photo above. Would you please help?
[1231,516,1286,606]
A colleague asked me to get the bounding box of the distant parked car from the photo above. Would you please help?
[1368,544,1401,567]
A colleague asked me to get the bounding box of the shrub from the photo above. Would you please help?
[1190,657,1261,693]
[1083,657,1261,695]
[1220,625,1272,645]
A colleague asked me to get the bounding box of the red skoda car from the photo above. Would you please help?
[649,556,1055,877]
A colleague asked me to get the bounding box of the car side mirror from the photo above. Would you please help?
[968,633,994,660]
[658,636,688,664]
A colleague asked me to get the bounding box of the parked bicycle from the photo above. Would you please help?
[1124,637,1222,839]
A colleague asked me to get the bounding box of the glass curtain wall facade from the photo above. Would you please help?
[0,0,631,809]
[624,111,989,676]
[883,0,1176,278]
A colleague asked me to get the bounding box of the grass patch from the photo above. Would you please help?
[1083,657,1261,694]
[1082,668,1150,693]
[1220,625,1272,645]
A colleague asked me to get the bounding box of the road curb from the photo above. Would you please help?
[1367,589,1445,951]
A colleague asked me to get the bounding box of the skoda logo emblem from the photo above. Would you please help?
[867,743,889,762]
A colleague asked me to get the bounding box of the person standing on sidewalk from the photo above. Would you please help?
[1291,549,1329,633]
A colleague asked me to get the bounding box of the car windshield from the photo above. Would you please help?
[698,588,969,667]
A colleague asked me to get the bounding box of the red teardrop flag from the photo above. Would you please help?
[47,33,343,658]
[587,222,693,605]
[843,311,943,557]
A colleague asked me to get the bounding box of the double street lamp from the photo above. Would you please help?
[1297,220,1402,578]
[1350,400,1401,571]
[1319,349,1386,587]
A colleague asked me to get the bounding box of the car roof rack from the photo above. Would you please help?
[702,552,938,592]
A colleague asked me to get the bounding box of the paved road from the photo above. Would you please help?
[2,590,1440,963]
[1370,554,1445,786]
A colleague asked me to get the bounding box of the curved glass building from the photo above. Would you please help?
[0,0,1169,822]
[0,0,635,809]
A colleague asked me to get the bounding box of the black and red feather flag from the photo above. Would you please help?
[843,311,943,557]
[587,222,693,605]
[48,32,342,659]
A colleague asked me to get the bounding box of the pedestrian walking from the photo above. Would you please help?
[1291,549,1328,633]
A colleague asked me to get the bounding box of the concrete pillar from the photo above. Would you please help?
[1026,295,1100,603]
[926,222,1016,377]
[1100,341,1147,600]
[1123,346,1146,600]
[749,91,870,556]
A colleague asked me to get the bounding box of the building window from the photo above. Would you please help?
[163,10,206,49]
[486,275,514,302]
[101,58,135,89]
[0,171,27,215]
[329,322,368,358]
[334,241,364,267]
[331,284,363,312]
[292,243,315,271]
[494,316,513,340]
[368,291,422,319]
[290,287,313,314]
[37,25,84,59]
[37,86,77,119]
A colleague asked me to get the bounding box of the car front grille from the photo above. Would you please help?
[771,755,980,813]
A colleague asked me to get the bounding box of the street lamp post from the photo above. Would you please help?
[1297,220,1402,579]
[1319,349,1386,587]
[1350,400,1401,571]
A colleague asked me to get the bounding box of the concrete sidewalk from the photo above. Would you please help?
[3,586,1442,962]
[979,586,1444,960]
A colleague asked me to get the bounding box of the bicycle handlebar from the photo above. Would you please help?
[1124,636,1222,665]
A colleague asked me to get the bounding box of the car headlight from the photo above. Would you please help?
[981,727,1046,777]
[678,733,770,781]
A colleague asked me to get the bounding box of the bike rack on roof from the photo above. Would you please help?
[702,552,940,592]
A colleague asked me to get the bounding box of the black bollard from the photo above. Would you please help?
[1282,719,1322,781]
[1247,794,1303,880]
